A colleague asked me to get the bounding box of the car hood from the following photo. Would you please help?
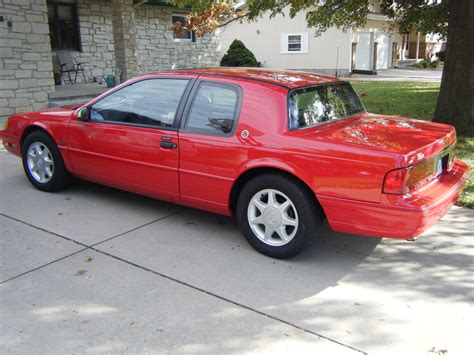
[15,105,79,123]
[324,114,456,166]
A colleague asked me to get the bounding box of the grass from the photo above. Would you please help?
[454,137,474,208]
[350,81,473,208]
[351,81,440,120]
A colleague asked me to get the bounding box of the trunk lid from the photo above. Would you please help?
[324,114,456,166]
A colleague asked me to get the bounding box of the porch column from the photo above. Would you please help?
[111,0,138,82]
[415,32,420,60]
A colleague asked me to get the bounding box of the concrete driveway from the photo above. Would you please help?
[0,146,472,355]
[347,68,442,83]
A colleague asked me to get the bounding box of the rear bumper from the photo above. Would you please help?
[319,159,469,239]
[0,130,21,156]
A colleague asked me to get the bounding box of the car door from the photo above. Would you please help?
[178,79,244,214]
[67,76,195,203]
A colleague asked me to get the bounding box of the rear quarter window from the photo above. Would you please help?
[289,82,365,130]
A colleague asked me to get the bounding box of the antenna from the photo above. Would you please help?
[335,46,340,78]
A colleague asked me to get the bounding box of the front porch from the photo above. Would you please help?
[48,83,110,107]
[0,0,220,119]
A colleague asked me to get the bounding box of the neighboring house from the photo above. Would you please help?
[0,0,220,117]
[220,2,443,75]
[401,30,446,61]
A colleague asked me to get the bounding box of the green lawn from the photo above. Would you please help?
[351,81,441,120]
[350,81,473,208]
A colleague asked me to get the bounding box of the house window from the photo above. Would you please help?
[47,0,81,51]
[288,35,302,52]
[172,14,194,42]
[281,33,309,54]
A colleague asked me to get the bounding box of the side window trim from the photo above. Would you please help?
[86,77,197,131]
[180,79,243,137]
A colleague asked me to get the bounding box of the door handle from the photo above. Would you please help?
[160,141,177,149]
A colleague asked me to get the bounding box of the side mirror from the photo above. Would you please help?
[77,107,89,121]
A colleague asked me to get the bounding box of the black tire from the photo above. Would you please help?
[22,130,72,192]
[236,173,323,259]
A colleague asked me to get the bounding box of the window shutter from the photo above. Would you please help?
[301,32,309,53]
[281,33,289,53]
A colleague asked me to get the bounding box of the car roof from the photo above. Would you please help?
[151,68,343,89]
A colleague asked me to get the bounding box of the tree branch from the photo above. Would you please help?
[217,13,249,28]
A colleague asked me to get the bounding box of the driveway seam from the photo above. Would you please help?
[0,210,184,285]
[89,247,367,354]
[0,248,87,284]
[1,212,367,354]
[90,209,186,247]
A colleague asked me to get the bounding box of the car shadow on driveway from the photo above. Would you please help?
[2,165,472,353]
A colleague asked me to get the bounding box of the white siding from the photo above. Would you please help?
[219,10,351,74]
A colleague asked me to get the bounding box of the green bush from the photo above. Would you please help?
[411,59,441,69]
[436,50,446,61]
[220,39,258,67]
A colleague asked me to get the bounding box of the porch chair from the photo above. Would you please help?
[56,52,86,84]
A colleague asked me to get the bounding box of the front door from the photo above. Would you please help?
[67,77,194,203]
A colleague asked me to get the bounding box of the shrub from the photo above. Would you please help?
[436,50,446,61]
[220,39,258,67]
[411,59,441,69]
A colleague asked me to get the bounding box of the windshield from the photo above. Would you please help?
[289,82,365,130]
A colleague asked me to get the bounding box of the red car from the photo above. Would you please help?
[0,69,468,258]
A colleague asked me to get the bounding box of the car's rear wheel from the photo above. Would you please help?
[22,131,72,192]
[236,174,322,259]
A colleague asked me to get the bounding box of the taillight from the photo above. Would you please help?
[383,167,412,194]
[383,157,439,195]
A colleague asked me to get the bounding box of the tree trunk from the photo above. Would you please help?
[433,0,473,137]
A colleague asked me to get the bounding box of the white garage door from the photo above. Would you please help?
[354,32,372,71]
[376,33,392,70]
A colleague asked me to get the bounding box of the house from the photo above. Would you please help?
[401,31,446,62]
[219,2,442,75]
[0,0,220,117]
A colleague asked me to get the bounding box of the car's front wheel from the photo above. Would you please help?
[236,174,322,259]
[22,131,72,192]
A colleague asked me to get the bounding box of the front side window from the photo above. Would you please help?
[185,82,240,135]
[47,0,80,51]
[90,79,190,128]
[289,83,365,130]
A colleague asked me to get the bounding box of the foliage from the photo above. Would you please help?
[171,1,449,37]
[411,59,441,69]
[454,137,474,208]
[220,39,258,67]
[436,50,446,61]
[171,0,237,37]
[351,81,472,208]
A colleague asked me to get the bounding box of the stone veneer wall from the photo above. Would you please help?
[0,0,220,116]
[135,5,220,73]
[52,0,116,83]
[0,0,55,116]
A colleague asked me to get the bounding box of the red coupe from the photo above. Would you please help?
[0,69,468,258]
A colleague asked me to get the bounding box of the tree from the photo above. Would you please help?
[172,0,473,136]
[220,39,259,67]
